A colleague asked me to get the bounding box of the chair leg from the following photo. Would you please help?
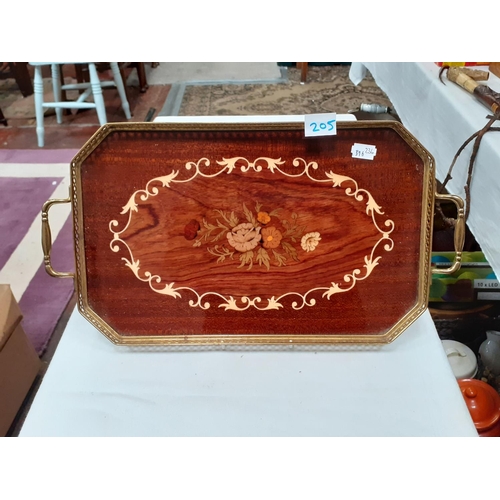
[51,64,63,124]
[110,62,131,119]
[88,63,108,126]
[33,66,45,147]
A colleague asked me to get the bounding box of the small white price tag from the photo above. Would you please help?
[351,143,377,160]
[304,113,337,137]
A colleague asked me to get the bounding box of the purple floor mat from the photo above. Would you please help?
[0,171,75,356]
[0,177,63,270]
[19,213,75,355]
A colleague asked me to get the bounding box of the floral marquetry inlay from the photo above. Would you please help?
[109,156,395,311]
[193,200,317,270]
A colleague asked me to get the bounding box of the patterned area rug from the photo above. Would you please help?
[178,66,393,116]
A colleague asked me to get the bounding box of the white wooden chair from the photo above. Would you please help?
[30,62,132,147]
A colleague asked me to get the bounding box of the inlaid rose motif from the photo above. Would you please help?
[301,232,321,252]
[184,219,200,240]
[261,226,282,249]
[227,222,262,252]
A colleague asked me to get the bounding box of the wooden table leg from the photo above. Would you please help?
[0,106,8,126]
[119,62,152,95]
[72,64,91,114]
[119,65,132,107]
[296,62,308,83]
[9,62,34,97]
[136,63,149,93]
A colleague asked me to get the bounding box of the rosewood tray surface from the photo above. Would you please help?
[59,122,439,345]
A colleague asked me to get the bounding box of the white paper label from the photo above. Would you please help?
[351,143,377,160]
[474,279,500,289]
[478,292,500,301]
[304,113,337,137]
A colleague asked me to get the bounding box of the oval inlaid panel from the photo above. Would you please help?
[110,157,394,311]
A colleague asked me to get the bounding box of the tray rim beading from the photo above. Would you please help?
[70,120,435,345]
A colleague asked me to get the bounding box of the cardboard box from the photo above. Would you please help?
[0,285,41,436]
[430,252,499,302]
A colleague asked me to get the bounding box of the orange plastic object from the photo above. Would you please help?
[458,379,500,437]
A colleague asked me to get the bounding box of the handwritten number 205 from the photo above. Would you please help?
[310,120,336,132]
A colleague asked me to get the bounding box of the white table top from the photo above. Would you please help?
[20,114,477,436]
[350,62,500,279]
[20,308,477,436]
[153,113,357,123]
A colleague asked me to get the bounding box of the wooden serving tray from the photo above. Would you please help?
[43,121,465,345]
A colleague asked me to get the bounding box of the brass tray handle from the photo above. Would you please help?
[432,192,465,276]
[41,197,75,279]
